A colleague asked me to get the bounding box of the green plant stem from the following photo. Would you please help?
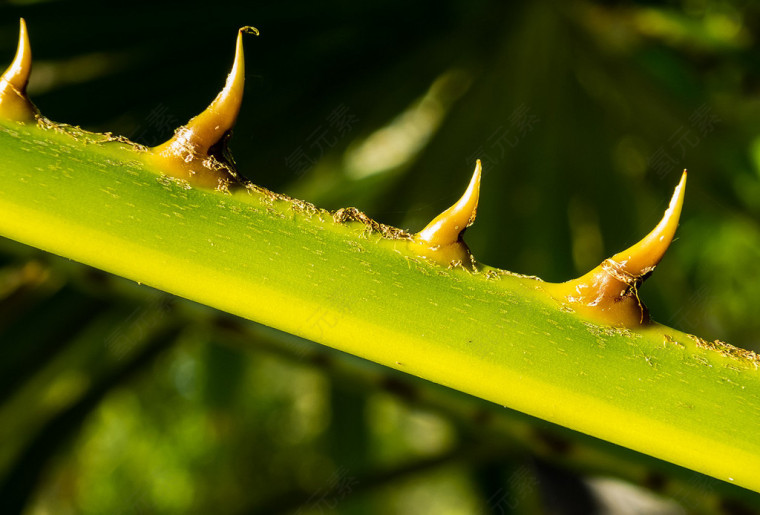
[1,119,759,492]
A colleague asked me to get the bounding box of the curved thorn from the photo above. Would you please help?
[177,27,248,153]
[546,171,687,326]
[150,27,258,189]
[417,159,482,246]
[0,18,37,122]
[609,169,687,276]
[1,18,31,92]
[155,27,251,155]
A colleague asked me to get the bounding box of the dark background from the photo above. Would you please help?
[1,0,759,513]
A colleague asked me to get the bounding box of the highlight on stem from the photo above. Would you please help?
[0,18,38,122]
[148,26,259,190]
[545,171,687,327]
[410,159,482,268]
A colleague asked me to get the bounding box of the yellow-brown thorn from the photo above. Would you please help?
[0,18,39,122]
[149,26,258,189]
[546,171,687,327]
[410,160,482,269]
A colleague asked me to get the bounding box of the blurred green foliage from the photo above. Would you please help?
[1,0,759,513]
